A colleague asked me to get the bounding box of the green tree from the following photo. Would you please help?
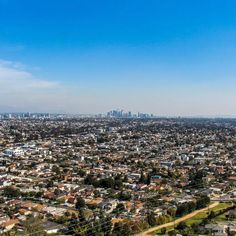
[160,227,167,234]
[52,165,60,175]
[75,196,86,209]
[23,215,46,236]
[113,203,125,214]
[191,223,200,233]
[90,219,103,236]
[112,221,132,236]
[78,169,86,177]
[3,186,20,198]
[147,212,157,227]
[156,215,166,225]
[176,222,187,230]
[167,207,176,217]
[84,174,96,185]
[123,175,128,182]
[208,210,216,219]
[139,171,146,183]
[168,230,176,236]
[73,225,88,236]
[196,195,210,209]
[46,179,54,188]
[118,191,132,201]
[189,169,207,188]
[100,215,112,236]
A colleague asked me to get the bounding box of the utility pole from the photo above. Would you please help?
[173,217,176,236]
[173,195,176,236]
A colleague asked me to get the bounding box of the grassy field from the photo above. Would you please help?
[185,202,233,226]
[210,203,233,212]
[154,202,233,235]
[213,203,236,222]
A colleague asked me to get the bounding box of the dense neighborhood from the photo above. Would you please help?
[0,116,235,235]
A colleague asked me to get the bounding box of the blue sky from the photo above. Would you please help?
[0,0,236,116]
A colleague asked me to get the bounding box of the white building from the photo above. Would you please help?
[4,148,24,157]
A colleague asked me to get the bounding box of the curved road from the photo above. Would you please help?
[135,202,219,236]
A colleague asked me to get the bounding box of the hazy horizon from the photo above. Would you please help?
[1,0,236,116]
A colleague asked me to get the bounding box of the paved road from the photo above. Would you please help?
[135,202,219,236]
